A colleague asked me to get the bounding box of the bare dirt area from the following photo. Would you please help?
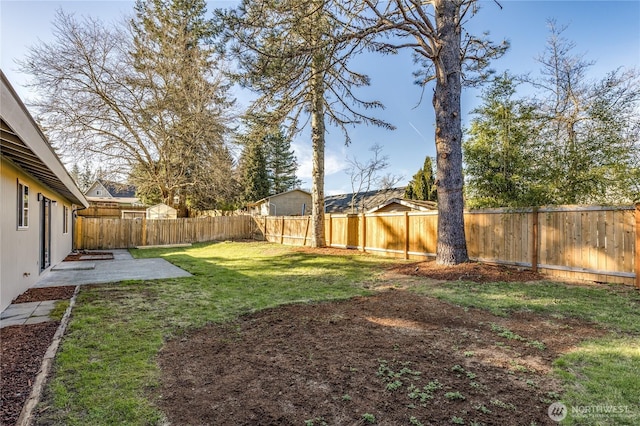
[157,290,603,426]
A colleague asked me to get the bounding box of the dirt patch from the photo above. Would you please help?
[12,286,76,304]
[157,290,603,426]
[1,322,59,425]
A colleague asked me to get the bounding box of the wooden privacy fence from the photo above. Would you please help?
[257,205,639,287]
[74,215,254,249]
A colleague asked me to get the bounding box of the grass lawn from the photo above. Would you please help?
[37,242,640,425]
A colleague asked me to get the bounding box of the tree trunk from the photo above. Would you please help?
[433,0,469,265]
[310,53,326,248]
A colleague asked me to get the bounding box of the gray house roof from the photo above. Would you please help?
[324,187,406,213]
[99,179,137,198]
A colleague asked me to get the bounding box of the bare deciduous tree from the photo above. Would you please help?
[346,143,402,213]
[20,1,237,216]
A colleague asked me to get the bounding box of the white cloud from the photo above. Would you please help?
[291,141,348,179]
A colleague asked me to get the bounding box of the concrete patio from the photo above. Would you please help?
[1,249,191,328]
[34,249,191,288]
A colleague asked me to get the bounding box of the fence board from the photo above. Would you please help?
[75,216,253,249]
[75,205,637,285]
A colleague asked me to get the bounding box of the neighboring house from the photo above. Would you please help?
[82,179,146,218]
[1,71,89,312]
[247,189,312,216]
[324,187,406,214]
[367,198,437,213]
[146,203,177,219]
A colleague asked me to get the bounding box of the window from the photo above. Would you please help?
[17,181,29,229]
[96,190,102,195]
[63,206,69,234]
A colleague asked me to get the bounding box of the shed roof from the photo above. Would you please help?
[367,198,437,213]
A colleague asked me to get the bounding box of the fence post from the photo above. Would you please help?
[531,207,539,272]
[360,213,366,252]
[328,214,333,247]
[141,217,147,247]
[303,216,311,246]
[404,212,410,260]
[636,203,640,289]
[75,216,82,250]
[280,216,285,244]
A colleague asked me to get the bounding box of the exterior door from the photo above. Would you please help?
[41,197,51,271]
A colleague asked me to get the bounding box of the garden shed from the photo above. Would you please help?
[247,189,311,216]
[146,203,177,219]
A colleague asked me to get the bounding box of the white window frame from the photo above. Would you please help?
[17,180,29,229]
[63,205,69,234]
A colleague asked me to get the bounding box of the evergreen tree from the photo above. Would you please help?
[21,1,236,217]
[265,129,301,194]
[130,0,235,215]
[239,139,270,203]
[363,0,508,264]
[405,156,437,202]
[463,74,544,208]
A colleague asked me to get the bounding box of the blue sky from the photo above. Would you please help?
[2,1,639,195]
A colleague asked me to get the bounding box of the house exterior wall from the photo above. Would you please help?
[269,191,312,216]
[1,158,74,311]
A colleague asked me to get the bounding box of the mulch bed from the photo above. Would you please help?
[12,286,76,304]
[2,286,76,425]
[63,251,113,261]
[1,322,60,425]
[157,290,603,425]
[388,260,545,283]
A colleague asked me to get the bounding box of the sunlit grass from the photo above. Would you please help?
[410,280,640,333]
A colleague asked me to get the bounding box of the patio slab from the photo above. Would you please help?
[0,300,58,328]
[52,261,96,271]
[1,249,191,326]
[34,251,192,288]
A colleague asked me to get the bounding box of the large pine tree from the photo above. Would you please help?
[130,0,236,215]
[224,0,392,247]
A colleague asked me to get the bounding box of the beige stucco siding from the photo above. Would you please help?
[1,158,73,311]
